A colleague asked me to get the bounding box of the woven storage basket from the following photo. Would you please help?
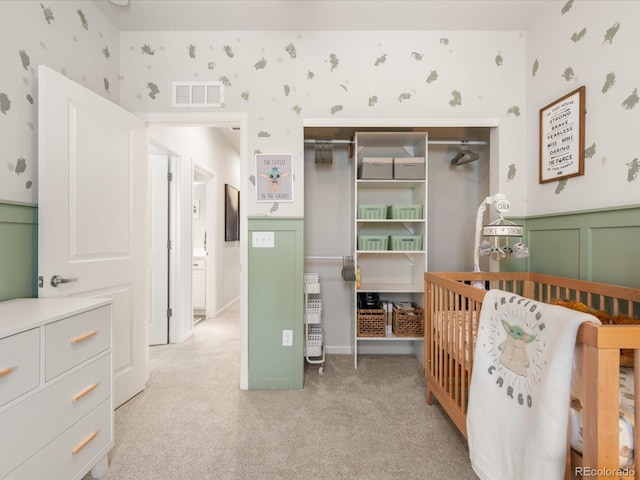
[357,308,386,337]
[392,304,424,337]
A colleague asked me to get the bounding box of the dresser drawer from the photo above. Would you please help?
[0,328,39,408]
[5,398,112,480]
[45,305,111,381]
[0,353,111,479]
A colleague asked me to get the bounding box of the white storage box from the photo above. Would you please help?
[358,157,393,180]
[393,157,425,180]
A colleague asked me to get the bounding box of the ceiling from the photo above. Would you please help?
[92,0,553,32]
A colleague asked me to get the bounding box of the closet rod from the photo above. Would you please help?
[304,139,488,146]
[304,139,353,145]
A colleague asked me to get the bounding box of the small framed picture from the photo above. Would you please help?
[539,86,586,183]
[256,153,293,202]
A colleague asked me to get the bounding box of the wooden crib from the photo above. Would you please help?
[424,271,640,479]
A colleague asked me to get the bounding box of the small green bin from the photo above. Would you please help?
[389,235,423,251]
[357,205,388,219]
[358,235,389,250]
[388,205,423,219]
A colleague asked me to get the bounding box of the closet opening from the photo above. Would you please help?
[302,124,493,369]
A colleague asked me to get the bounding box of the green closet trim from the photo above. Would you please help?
[0,201,38,301]
[503,205,640,288]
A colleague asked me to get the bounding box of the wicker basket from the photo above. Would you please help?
[357,308,386,337]
[392,304,424,337]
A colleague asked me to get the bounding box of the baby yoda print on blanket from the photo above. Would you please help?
[467,289,600,480]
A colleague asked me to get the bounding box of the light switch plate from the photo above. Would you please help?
[252,231,275,248]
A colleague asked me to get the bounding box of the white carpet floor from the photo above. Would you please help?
[91,301,477,480]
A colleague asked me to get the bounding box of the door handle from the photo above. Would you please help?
[50,275,78,287]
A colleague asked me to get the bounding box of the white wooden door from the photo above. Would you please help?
[149,153,169,345]
[37,65,148,408]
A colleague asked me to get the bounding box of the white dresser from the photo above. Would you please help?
[0,297,113,480]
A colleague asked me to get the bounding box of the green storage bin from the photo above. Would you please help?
[358,235,389,250]
[388,205,423,219]
[358,205,388,219]
[389,235,422,251]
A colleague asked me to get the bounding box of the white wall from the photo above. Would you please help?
[427,141,491,272]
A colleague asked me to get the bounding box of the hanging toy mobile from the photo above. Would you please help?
[472,193,530,278]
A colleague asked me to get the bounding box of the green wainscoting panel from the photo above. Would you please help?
[528,228,581,279]
[590,225,640,288]
[248,217,304,389]
[0,202,38,301]
[511,206,640,288]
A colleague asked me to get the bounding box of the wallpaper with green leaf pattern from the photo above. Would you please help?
[0,1,637,219]
[119,28,527,216]
[0,1,119,205]
[526,0,639,214]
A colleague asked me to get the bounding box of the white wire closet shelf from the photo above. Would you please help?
[304,272,325,374]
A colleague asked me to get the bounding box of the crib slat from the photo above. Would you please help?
[581,345,621,471]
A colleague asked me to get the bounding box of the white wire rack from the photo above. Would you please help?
[304,272,325,374]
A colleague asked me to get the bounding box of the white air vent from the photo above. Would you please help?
[172,81,224,107]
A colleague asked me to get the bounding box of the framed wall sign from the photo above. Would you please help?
[256,153,293,202]
[539,86,586,183]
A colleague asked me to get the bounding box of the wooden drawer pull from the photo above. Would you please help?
[72,383,98,402]
[0,367,13,378]
[70,330,97,345]
[71,431,98,455]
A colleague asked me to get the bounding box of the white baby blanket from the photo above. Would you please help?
[467,289,599,480]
